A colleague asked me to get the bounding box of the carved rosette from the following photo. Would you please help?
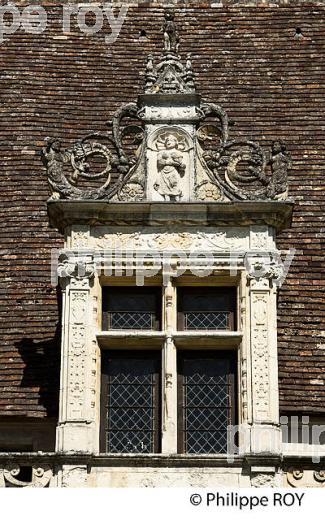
[3,464,52,488]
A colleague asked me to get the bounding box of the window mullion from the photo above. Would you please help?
[161,282,178,454]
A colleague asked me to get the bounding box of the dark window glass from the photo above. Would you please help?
[101,351,161,453]
[177,287,236,331]
[177,351,236,454]
[102,287,161,331]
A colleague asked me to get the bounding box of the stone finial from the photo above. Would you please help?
[144,10,196,95]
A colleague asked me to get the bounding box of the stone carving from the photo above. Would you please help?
[57,254,95,282]
[251,473,275,488]
[287,469,325,488]
[118,182,144,202]
[42,9,290,203]
[250,226,269,250]
[267,140,291,199]
[42,136,114,200]
[3,464,52,488]
[92,226,249,252]
[68,295,87,421]
[144,11,194,95]
[195,181,222,201]
[163,9,179,54]
[314,470,325,483]
[251,292,270,419]
[154,133,186,201]
[246,255,284,286]
[71,227,90,248]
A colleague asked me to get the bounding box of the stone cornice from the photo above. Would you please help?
[48,200,293,234]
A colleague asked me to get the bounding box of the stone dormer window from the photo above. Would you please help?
[42,9,297,487]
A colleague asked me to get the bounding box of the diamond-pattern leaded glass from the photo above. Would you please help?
[110,311,154,330]
[178,354,235,454]
[184,311,230,330]
[101,353,160,453]
[102,287,161,331]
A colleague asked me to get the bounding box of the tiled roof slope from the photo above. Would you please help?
[0,3,324,417]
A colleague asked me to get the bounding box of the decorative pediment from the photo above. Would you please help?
[42,10,291,204]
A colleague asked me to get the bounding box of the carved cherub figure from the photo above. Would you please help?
[154,134,186,201]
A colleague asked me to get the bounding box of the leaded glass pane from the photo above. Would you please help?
[177,287,236,331]
[184,311,230,330]
[102,353,160,453]
[102,287,161,330]
[110,311,155,330]
[178,354,235,454]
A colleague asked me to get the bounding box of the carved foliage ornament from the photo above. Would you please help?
[251,473,275,488]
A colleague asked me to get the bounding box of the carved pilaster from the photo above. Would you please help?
[56,254,99,453]
[247,256,281,454]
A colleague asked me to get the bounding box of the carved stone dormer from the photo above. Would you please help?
[42,10,292,211]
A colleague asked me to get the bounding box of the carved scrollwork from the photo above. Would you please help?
[314,470,325,483]
[200,136,290,201]
[198,102,229,145]
[111,102,145,169]
[43,100,145,201]
[42,135,116,201]
[42,9,290,203]
[3,464,52,488]
[287,468,325,488]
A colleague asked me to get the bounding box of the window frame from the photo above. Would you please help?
[98,278,241,456]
